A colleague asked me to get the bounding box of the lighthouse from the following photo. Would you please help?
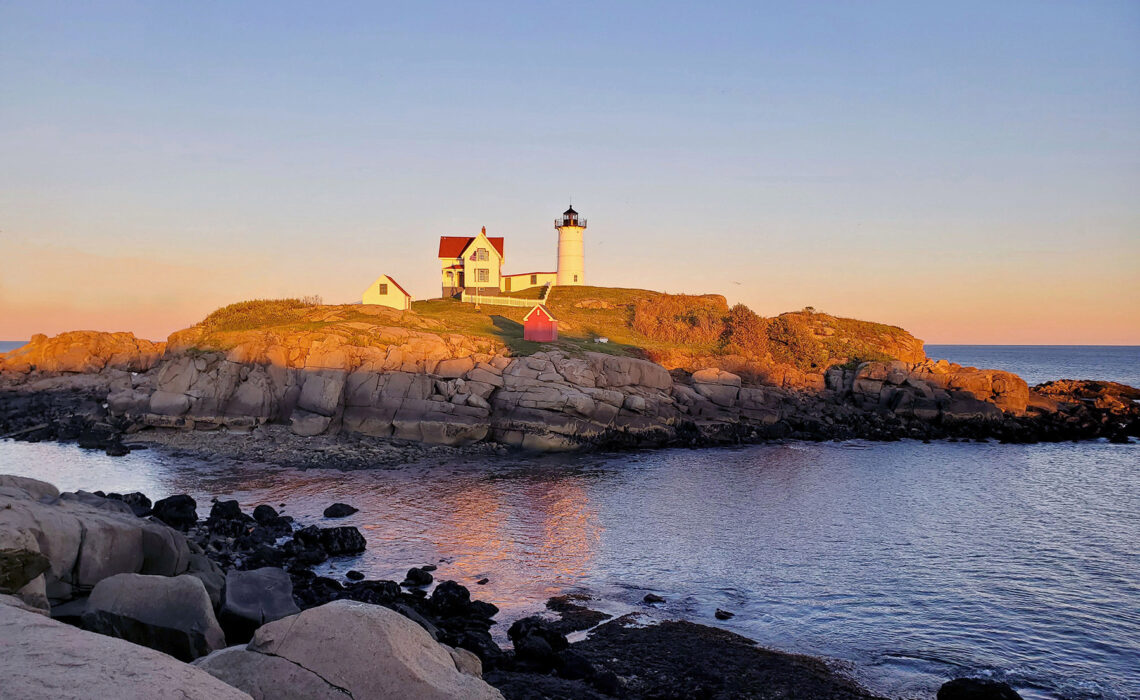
[555,205,586,286]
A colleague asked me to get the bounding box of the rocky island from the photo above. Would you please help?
[1,288,1136,458]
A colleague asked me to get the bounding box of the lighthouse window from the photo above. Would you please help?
[378,283,389,294]
[476,248,488,261]
[477,269,489,283]
[573,274,579,282]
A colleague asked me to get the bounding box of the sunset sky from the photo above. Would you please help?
[1,1,1137,345]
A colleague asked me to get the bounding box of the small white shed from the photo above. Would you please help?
[361,274,411,310]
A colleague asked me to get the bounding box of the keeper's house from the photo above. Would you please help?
[438,205,586,298]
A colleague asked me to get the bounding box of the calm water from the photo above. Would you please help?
[0,440,1136,699]
[926,345,1140,389]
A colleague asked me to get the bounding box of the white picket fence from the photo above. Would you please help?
[461,283,552,308]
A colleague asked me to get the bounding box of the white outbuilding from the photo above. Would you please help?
[361,274,411,310]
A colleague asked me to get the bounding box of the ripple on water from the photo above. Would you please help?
[1,438,1137,699]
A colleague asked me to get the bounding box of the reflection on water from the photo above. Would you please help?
[1,439,1137,699]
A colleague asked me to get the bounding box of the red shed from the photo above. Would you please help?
[523,304,558,342]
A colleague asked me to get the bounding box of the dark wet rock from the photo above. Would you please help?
[562,617,883,699]
[318,526,366,555]
[345,570,364,581]
[393,602,441,641]
[209,500,243,521]
[643,593,665,604]
[476,577,489,585]
[292,575,345,608]
[553,649,596,681]
[430,580,471,617]
[483,670,612,700]
[251,504,278,524]
[402,566,434,587]
[715,608,734,620]
[219,566,301,644]
[342,579,400,605]
[421,564,438,572]
[151,494,198,530]
[514,634,555,667]
[104,438,130,457]
[242,544,288,570]
[545,595,612,634]
[508,616,570,670]
[105,491,152,517]
[322,502,358,518]
[938,678,1023,700]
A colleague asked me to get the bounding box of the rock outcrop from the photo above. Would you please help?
[827,359,1030,418]
[0,331,164,375]
[195,600,504,700]
[0,594,251,700]
[0,476,191,608]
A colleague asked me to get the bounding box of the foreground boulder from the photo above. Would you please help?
[82,573,226,661]
[0,476,191,606]
[219,567,300,643]
[0,596,250,699]
[196,599,503,700]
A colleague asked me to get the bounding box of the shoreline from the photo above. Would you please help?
[1,471,919,699]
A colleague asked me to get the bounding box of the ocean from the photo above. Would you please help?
[926,345,1140,389]
[1,345,1137,698]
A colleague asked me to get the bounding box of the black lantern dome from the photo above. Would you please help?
[556,204,586,228]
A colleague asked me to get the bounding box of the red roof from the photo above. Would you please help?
[382,275,411,298]
[523,304,557,322]
[503,271,556,277]
[438,236,504,259]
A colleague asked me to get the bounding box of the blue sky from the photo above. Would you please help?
[1,1,1137,343]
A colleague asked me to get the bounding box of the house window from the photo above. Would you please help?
[378,283,388,294]
[446,271,454,283]
[477,269,489,283]
[530,274,537,284]
[476,248,488,262]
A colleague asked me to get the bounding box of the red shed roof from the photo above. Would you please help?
[438,236,504,259]
[381,274,411,298]
[523,304,557,322]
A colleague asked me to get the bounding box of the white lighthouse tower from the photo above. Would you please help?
[555,204,586,286]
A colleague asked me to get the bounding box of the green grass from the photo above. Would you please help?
[188,286,921,367]
[199,299,314,332]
